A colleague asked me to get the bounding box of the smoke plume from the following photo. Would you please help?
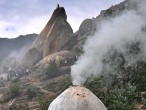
[0,44,31,72]
[71,0,146,85]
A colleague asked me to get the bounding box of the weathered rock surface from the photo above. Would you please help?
[78,19,94,37]
[24,6,73,67]
[72,18,96,54]
[72,0,128,55]
[33,50,75,78]
[38,50,71,65]
[32,6,67,51]
[43,16,73,57]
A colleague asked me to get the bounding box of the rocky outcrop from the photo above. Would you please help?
[43,16,73,57]
[38,50,71,65]
[32,6,73,57]
[32,6,67,50]
[78,19,94,37]
[33,50,75,77]
[72,18,96,54]
[24,6,73,67]
[72,0,128,55]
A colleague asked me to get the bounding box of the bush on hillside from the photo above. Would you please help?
[45,75,71,93]
[38,97,49,110]
[2,83,20,102]
[9,104,29,110]
[40,64,59,80]
[0,80,5,87]
[86,74,137,110]
[104,84,136,110]
[45,64,59,78]
[26,85,41,100]
[9,83,20,98]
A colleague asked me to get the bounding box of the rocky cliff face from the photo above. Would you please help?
[73,18,96,54]
[32,6,67,51]
[24,6,73,67]
[43,15,73,57]
[72,0,129,55]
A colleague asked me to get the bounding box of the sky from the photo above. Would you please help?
[0,0,124,38]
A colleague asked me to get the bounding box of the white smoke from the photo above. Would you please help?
[0,44,32,72]
[8,44,31,61]
[71,0,146,85]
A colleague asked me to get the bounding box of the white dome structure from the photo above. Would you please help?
[48,86,107,110]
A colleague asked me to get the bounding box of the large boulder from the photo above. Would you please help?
[33,50,75,75]
[32,6,73,58]
[38,50,71,65]
[23,6,73,67]
[43,16,73,57]
[32,6,67,51]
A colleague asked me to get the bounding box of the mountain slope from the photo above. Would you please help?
[0,34,37,60]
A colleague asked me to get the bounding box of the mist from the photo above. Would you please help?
[0,44,32,72]
[71,0,146,85]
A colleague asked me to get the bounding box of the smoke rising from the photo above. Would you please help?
[9,45,31,61]
[0,44,32,72]
[71,0,146,85]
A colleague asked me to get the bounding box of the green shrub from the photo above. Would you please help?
[86,76,136,110]
[138,92,146,109]
[2,83,20,102]
[9,83,20,98]
[134,67,146,91]
[38,97,49,110]
[45,75,71,93]
[104,84,136,110]
[26,85,41,100]
[11,78,20,83]
[42,64,59,79]
[105,9,113,16]
[0,80,5,87]
[9,104,29,110]
[104,5,125,18]
[85,75,105,96]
